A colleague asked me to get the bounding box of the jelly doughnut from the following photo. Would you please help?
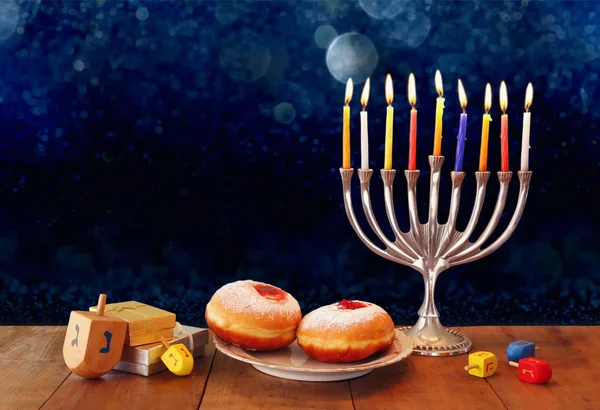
[205,280,302,351]
[296,299,395,363]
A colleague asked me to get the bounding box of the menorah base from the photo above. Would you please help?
[398,317,472,356]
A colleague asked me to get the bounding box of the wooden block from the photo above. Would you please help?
[89,300,176,346]
[63,294,128,378]
[120,325,208,366]
[114,346,206,376]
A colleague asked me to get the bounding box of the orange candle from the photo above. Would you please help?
[478,84,492,172]
[408,73,417,170]
[499,81,509,172]
[432,70,445,156]
[342,78,353,169]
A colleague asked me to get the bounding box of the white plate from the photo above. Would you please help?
[213,329,413,382]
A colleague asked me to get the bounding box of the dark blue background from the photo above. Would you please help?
[1,0,598,326]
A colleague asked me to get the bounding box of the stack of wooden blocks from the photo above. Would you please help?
[89,300,208,376]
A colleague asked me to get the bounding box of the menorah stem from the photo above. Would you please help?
[416,261,445,317]
[403,259,469,355]
[427,156,445,259]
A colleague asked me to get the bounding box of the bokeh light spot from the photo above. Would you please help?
[359,0,408,20]
[274,102,296,124]
[326,33,377,84]
[314,24,338,49]
[73,59,85,71]
[135,7,149,21]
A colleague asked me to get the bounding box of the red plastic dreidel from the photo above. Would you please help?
[62,294,128,378]
[464,351,498,378]
[509,357,552,384]
[160,337,194,376]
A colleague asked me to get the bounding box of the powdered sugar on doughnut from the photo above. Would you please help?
[216,280,300,319]
[299,301,386,331]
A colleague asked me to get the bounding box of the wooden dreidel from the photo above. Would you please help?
[509,357,552,384]
[464,351,498,378]
[507,340,538,362]
[160,337,194,376]
[63,294,128,378]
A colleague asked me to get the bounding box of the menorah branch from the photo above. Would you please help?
[339,168,412,266]
[449,171,532,266]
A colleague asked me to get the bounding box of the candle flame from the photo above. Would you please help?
[434,70,443,97]
[360,77,370,109]
[499,81,507,113]
[458,79,467,111]
[385,73,393,105]
[525,82,533,111]
[345,78,353,105]
[484,83,492,113]
[408,73,416,107]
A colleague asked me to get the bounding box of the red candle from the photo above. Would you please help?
[499,81,509,172]
[408,73,417,170]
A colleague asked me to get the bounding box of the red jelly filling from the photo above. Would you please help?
[337,299,367,310]
[254,284,286,301]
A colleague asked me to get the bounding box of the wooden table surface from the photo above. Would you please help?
[1,326,598,410]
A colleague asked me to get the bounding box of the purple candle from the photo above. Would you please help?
[455,80,468,172]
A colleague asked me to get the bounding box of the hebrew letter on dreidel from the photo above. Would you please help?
[71,324,80,347]
[522,369,535,378]
[99,331,112,354]
[169,354,179,366]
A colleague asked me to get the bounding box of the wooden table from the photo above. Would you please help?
[1,326,598,409]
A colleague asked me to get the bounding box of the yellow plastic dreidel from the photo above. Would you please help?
[62,294,128,378]
[160,337,194,376]
[464,351,498,378]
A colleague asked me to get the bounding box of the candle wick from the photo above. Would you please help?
[462,107,466,114]
[362,105,366,111]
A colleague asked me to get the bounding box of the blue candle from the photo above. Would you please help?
[455,79,468,172]
[455,113,467,171]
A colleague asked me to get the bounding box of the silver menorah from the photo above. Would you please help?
[339,155,532,356]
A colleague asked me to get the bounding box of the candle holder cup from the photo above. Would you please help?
[339,155,532,356]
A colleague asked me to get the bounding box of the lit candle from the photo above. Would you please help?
[454,79,468,172]
[342,78,353,169]
[360,78,370,170]
[521,83,534,171]
[408,73,417,170]
[479,84,492,172]
[500,81,509,172]
[384,74,394,170]
[433,70,445,156]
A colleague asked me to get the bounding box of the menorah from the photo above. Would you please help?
[339,156,532,356]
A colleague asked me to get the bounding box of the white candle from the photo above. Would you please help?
[521,111,531,171]
[360,111,369,169]
[360,78,371,170]
[521,83,534,172]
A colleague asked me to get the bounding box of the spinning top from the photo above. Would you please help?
[160,337,194,376]
[464,351,498,378]
[63,294,128,378]
[507,340,538,362]
[509,357,552,384]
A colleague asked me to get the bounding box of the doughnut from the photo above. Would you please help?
[205,280,302,351]
[296,299,396,363]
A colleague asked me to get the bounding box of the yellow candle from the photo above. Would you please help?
[342,78,353,169]
[384,74,394,170]
[433,70,445,156]
[479,83,492,172]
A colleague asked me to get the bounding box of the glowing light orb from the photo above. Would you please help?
[326,33,377,84]
[359,0,409,20]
